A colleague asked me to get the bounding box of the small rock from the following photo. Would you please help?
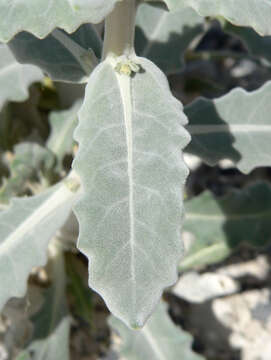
[212,289,271,360]
[173,271,239,303]
[217,256,269,281]
[183,154,202,171]
[0,345,8,360]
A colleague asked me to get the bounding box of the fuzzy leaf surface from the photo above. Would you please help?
[0,44,42,109]
[180,183,271,271]
[135,3,203,73]
[0,0,118,42]
[0,180,78,311]
[164,0,271,36]
[73,57,190,328]
[185,81,271,174]
[47,100,82,170]
[8,25,102,83]
[109,301,204,360]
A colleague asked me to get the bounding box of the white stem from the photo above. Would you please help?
[52,29,98,74]
[102,0,137,59]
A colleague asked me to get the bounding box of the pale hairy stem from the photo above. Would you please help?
[102,0,137,59]
[52,29,98,75]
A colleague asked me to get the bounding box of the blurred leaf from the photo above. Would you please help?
[66,254,92,325]
[0,142,55,204]
[109,301,205,360]
[47,100,82,170]
[180,183,271,271]
[0,0,118,42]
[20,317,70,360]
[0,88,48,151]
[135,3,204,73]
[185,81,271,174]
[8,24,102,83]
[0,44,43,110]
[0,176,79,312]
[224,22,271,65]
[17,247,71,360]
[164,0,271,36]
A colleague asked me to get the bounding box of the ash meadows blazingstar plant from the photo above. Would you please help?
[1,0,271,358]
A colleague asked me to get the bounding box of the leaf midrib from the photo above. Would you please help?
[187,124,271,135]
[141,326,165,360]
[114,67,136,289]
[185,209,271,221]
[0,184,73,255]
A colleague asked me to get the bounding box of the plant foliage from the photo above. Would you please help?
[0,0,270,358]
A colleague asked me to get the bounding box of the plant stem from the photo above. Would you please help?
[50,246,66,331]
[102,0,137,59]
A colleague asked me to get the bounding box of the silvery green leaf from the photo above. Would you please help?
[0,44,43,110]
[0,142,55,203]
[164,0,271,36]
[180,183,271,271]
[0,0,119,42]
[185,81,271,174]
[16,248,70,360]
[8,25,102,83]
[73,57,190,328]
[135,3,204,73]
[47,100,82,170]
[224,22,271,65]
[109,301,205,360]
[0,177,79,311]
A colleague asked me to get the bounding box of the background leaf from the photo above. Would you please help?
[224,22,271,66]
[0,178,79,311]
[16,247,70,360]
[180,183,271,271]
[65,253,93,325]
[47,100,82,170]
[185,81,271,174]
[8,24,102,83]
[0,44,43,110]
[0,142,55,204]
[109,301,205,360]
[73,57,190,328]
[135,3,204,74]
[0,0,118,42]
[164,0,271,36]
[18,318,70,360]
